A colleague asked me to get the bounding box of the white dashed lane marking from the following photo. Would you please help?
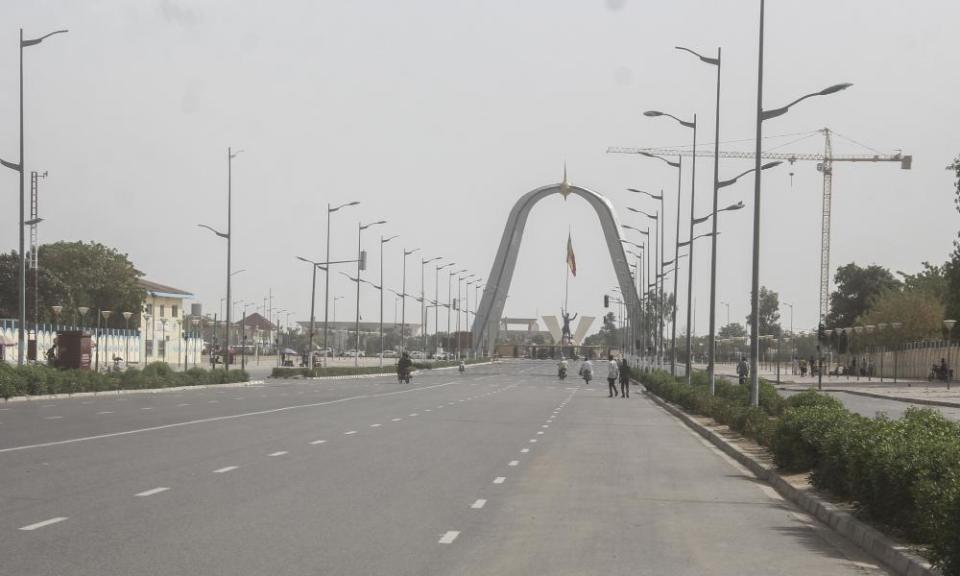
[493,477,506,484]
[391,418,402,422]
[97,411,113,415]
[309,440,327,445]
[471,499,486,509]
[508,460,519,467]
[521,448,529,453]
[44,416,63,420]
[19,517,68,531]
[213,466,238,474]
[269,451,288,457]
[344,431,357,435]
[438,530,460,544]
[135,487,170,497]
[370,423,381,428]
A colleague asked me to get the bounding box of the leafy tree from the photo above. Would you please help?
[826,263,900,329]
[856,288,945,350]
[898,262,947,302]
[0,242,145,328]
[745,286,781,337]
[718,322,746,339]
[584,312,618,348]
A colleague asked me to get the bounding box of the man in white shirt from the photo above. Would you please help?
[607,354,619,397]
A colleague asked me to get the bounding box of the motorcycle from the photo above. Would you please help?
[458,361,465,373]
[397,367,412,384]
[558,365,567,380]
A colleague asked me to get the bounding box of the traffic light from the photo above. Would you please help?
[359,250,367,271]
[453,298,458,311]
[604,295,609,308]
[818,323,826,342]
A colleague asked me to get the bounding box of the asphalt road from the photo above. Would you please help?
[1,360,890,575]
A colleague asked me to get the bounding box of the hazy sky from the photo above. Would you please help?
[2,0,957,338]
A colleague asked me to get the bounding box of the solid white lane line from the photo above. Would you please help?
[19,517,68,531]
[438,531,460,544]
[269,451,288,457]
[521,448,529,453]
[493,477,506,484]
[370,423,381,428]
[309,439,327,445]
[508,460,519,466]
[213,466,238,474]
[135,487,170,497]
[0,380,462,455]
[471,499,486,509]
[344,431,357,435]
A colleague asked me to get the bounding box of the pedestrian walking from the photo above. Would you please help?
[737,356,749,385]
[619,358,630,398]
[607,354,619,397]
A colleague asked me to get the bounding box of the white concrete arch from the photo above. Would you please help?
[472,182,642,354]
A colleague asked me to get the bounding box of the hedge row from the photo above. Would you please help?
[271,358,489,379]
[639,369,960,575]
[0,362,249,399]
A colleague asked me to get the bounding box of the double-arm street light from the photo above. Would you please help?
[749,0,852,405]
[401,248,420,352]
[296,256,328,361]
[633,155,681,371]
[436,262,456,355]
[1,28,68,366]
[379,234,398,366]
[324,201,360,365]
[645,109,697,381]
[421,256,442,355]
[355,220,387,365]
[448,268,467,353]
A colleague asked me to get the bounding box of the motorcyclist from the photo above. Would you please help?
[558,357,568,379]
[580,358,593,384]
[458,360,465,373]
[397,352,413,382]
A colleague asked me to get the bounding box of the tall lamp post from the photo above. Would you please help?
[354,220,387,366]
[421,256,442,355]
[324,201,360,365]
[296,256,327,362]
[448,268,466,354]
[436,262,455,356]
[379,234,398,366]
[401,248,419,352]
[645,110,696,379]
[634,154,681,370]
[0,28,68,366]
[748,0,852,405]
[122,311,133,365]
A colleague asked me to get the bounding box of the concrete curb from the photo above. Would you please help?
[286,361,496,381]
[780,386,960,410]
[1,379,265,403]
[640,383,937,576]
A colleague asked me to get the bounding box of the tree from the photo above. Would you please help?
[826,263,901,329]
[857,288,945,349]
[898,262,947,302]
[718,322,746,339]
[584,312,618,348]
[0,242,145,328]
[745,286,781,337]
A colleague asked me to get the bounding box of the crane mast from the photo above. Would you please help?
[607,128,911,325]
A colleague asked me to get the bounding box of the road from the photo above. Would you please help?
[0,360,890,575]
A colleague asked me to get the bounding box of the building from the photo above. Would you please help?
[139,278,198,365]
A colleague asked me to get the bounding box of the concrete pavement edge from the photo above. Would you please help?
[1,380,265,403]
[638,380,937,576]
[780,386,960,410]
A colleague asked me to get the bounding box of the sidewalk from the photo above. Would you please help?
[702,363,960,408]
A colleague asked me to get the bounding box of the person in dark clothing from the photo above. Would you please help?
[619,358,630,398]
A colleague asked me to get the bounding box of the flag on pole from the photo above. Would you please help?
[566,233,577,277]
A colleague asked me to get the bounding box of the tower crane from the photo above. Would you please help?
[608,128,912,324]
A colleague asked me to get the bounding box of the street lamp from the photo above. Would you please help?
[646,108,698,382]
[748,0,852,405]
[421,256,442,356]
[693,201,745,225]
[401,248,420,352]
[297,255,328,363]
[122,311,133,365]
[378,234,398,366]
[945,319,956,388]
[436,262,455,356]
[324,200,360,365]
[628,186,669,367]
[0,28,68,366]
[198,221,230,368]
[354,220,387,366]
[78,306,90,330]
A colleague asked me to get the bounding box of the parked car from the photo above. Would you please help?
[345,349,365,358]
[381,350,398,358]
[409,351,425,359]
